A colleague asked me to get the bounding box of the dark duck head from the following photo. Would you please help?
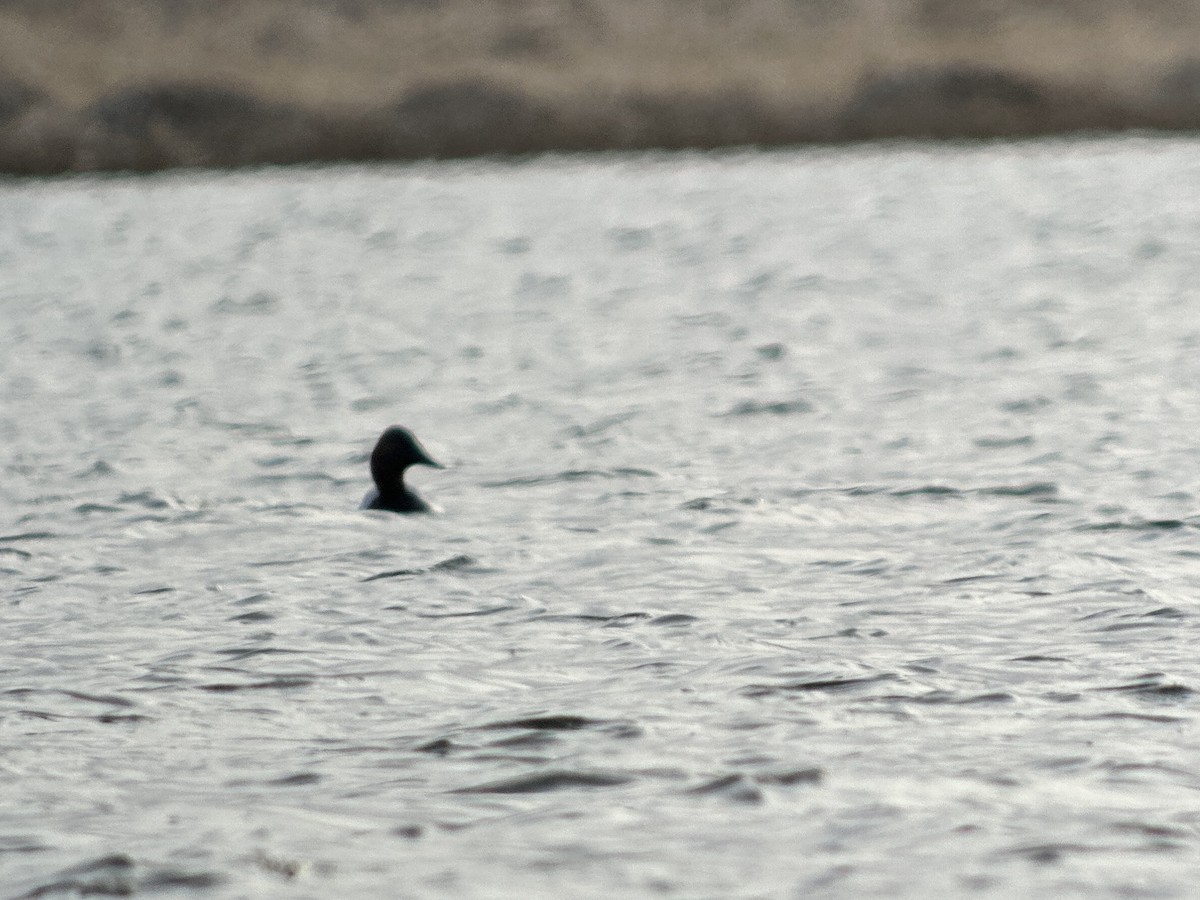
[361,426,443,514]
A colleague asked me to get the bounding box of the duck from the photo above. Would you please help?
[360,426,443,514]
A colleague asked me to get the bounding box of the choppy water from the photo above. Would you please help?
[3,136,1200,899]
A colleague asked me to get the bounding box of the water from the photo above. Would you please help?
[3,136,1200,899]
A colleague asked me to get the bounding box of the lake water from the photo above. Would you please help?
[3,136,1200,899]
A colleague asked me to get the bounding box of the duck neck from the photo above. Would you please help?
[373,466,411,500]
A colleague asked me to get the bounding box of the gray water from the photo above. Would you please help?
[3,137,1200,899]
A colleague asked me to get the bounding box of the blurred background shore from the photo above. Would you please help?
[4,0,1200,174]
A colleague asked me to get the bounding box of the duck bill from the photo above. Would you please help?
[416,446,445,469]
[406,433,444,469]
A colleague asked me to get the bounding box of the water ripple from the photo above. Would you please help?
[453,770,634,794]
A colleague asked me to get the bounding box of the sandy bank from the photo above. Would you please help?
[3,0,1200,174]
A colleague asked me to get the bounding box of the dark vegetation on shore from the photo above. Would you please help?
[4,0,1200,174]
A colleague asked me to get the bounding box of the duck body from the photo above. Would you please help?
[360,485,434,514]
[360,426,443,514]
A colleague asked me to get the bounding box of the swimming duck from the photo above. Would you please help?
[360,426,443,514]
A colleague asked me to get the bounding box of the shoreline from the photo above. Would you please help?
[4,0,1200,174]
